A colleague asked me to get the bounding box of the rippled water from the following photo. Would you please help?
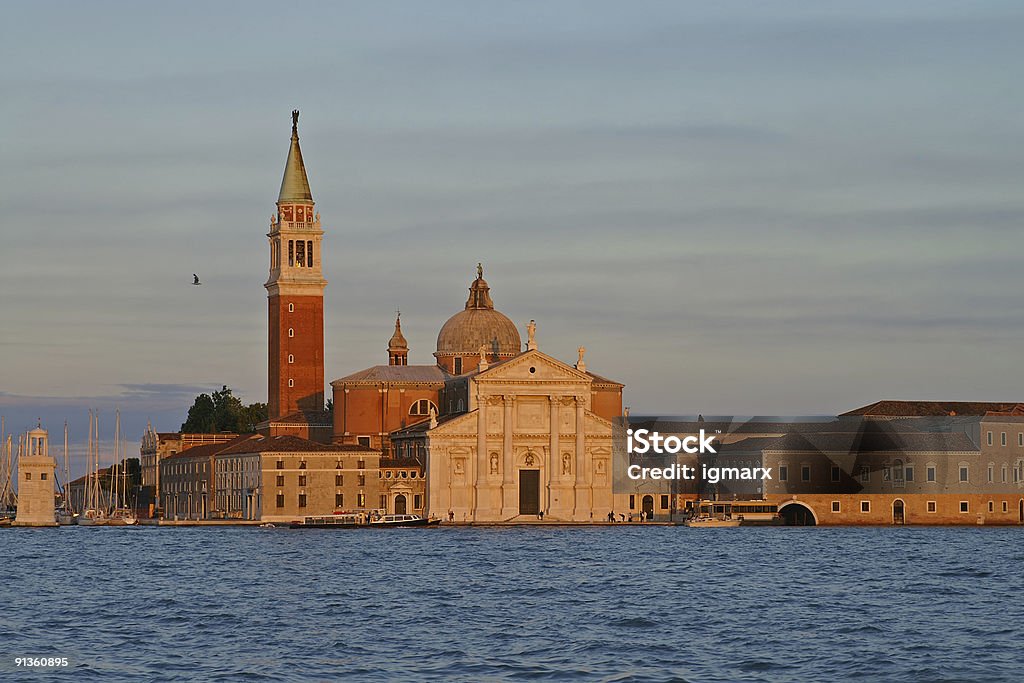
[1,526,1022,682]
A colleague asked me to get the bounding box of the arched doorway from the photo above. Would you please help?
[892,499,905,525]
[395,494,407,515]
[641,495,654,520]
[778,502,817,526]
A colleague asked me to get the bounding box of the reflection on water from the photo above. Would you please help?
[1,526,1022,682]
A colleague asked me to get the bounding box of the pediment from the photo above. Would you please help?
[476,350,591,384]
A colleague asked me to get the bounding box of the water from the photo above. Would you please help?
[1,526,1021,682]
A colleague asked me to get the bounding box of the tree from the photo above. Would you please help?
[181,386,267,433]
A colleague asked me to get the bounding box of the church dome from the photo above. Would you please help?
[435,266,521,368]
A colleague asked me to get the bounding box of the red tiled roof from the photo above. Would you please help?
[842,400,1024,417]
[217,434,377,455]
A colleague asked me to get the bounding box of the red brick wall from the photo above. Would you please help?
[269,293,324,418]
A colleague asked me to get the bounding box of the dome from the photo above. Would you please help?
[436,308,521,356]
[435,265,521,363]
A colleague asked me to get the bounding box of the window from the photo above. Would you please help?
[1002,432,1007,447]
[1019,433,1023,447]
[40,472,47,480]
[960,501,969,513]
[288,302,294,313]
[861,501,870,513]
[927,465,936,482]
[288,240,294,267]
[380,495,388,509]
[988,465,994,483]
[988,501,995,513]
[276,494,285,508]
[987,431,993,446]
[893,460,904,483]
[335,493,344,507]
[335,474,343,486]
[295,239,305,267]
[629,494,636,509]
[288,328,294,338]
[905,465,914,482]
[927,501,937,513]
[299,460,307,470]
[830,466,840,482]
[288,354,294,364]
[453,357,463,374]
[357,493,366,508]
[1003,501,1009,513]
[1002,465,1008,483]
[385,471,392,479]
[959,464,969,483]
[859,466,870,483]
[307,241,313,268]
[276,474,284,487]
[298,475,307,487]
[288,379,294,388]
[661,495,669,510]
[298,494,307,508]
[410,399,437,416]
[358,474,366,486]
[357,437,370,448]
[25,472,31,481]
[801,466,810,482]
[831,501,841,513]
[778,466,788,482]
[414,494,422,509]
[276,459,284,470]
[357,458,366,469]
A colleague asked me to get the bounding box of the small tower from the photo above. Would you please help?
[265,110,328,418]
[388,312,409,366]
[13,422,57,527]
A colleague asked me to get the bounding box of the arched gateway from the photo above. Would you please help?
[778,501,817,526]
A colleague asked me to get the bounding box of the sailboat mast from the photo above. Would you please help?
[63,421,70,512]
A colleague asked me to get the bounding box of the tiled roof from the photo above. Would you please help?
[217,434,376,455]
[391,412,462,436]
[380,457,423,468]
[761,431,977,453]
[332,365,450,384]
[263,411,331,426]
[162,435,253,461]
[841,401,1024,417]
[586,371,624,387]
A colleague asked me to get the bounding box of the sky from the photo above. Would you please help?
[2,1,1024,478]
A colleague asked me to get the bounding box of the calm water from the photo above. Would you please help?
[1,526,1022,682]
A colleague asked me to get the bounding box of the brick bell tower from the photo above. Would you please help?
[265,110,327,419]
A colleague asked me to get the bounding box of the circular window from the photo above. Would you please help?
[529,366,536,374]
[410,471,417,479]
[385,471,392,479]
[401,471,408,478]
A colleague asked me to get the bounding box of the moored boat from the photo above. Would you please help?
[370,514,440,527]
[684,516,742,528]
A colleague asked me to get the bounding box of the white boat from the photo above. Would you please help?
[684,516,742,528]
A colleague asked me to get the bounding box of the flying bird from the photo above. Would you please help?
[193,274,202,286]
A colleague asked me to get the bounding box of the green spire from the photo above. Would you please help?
[278,109,313,203]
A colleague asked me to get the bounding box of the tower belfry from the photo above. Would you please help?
[265,110,327,419]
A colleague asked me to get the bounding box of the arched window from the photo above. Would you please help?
[288,328,294,338]
[409,399,437,416]
[288,379,294,388]
[288,303,294,313]
[288,354,294,364]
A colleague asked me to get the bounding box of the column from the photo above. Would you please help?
[574,395,589,520]
[475,391,487,520]
[501,395,517,518]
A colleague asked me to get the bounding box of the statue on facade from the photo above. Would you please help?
[526,319,537,350]
[477,262,483,279]
[562,453,571,475]
[490,452,499,475]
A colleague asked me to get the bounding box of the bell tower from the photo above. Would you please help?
[265,110,327,419]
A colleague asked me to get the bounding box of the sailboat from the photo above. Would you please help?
[78,410,110,526]
[106,410,137,526]
[0,419,15,526]
[56,421,77,525]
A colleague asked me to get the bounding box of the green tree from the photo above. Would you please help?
[181,386,267,433]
